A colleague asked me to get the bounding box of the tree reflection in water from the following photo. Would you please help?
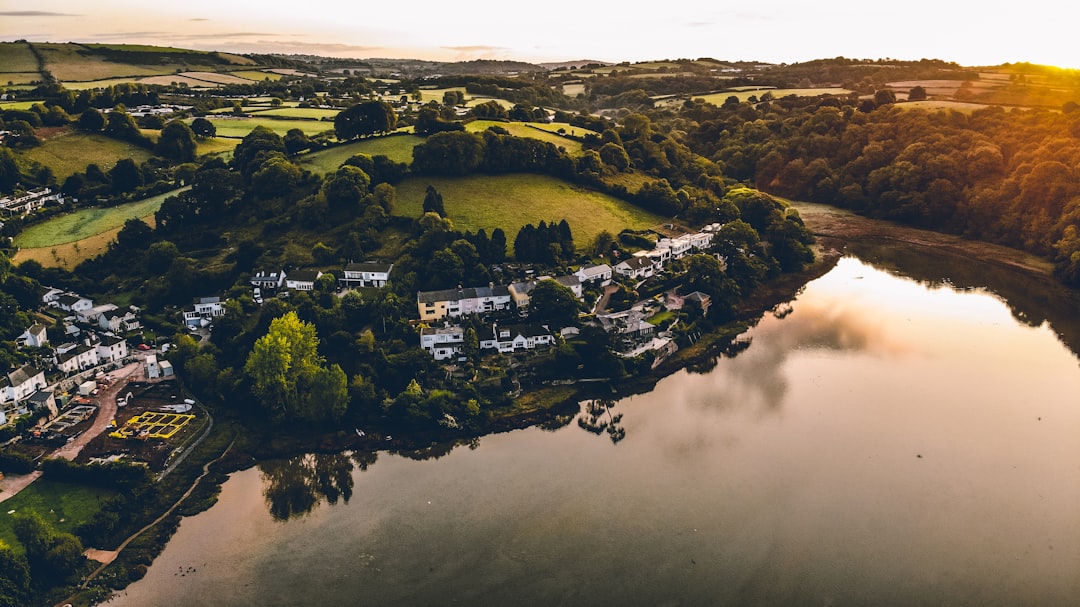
[260,451,377,521]
[577,399,626,444]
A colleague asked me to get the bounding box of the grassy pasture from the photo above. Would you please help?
[59,77,145,90]
[229,70,284,81]
[463,97,515,109]
[0,42,40,72]
[0,480,116,553]
[695,88,853,104]
[196,137,240,156]
[20,130,154,179]
[14,226,129,270]
[190,117,334,138]
[1,72,43,85]
[465,120,584,154]
[256,107,341,120]
[14,188,182,248]
[37,43,173,81]
[169,71,256,85]
[0,101,40,110]
[562,83,586,97]
[416,87,469,103]
[899,100,990,113]
[137,75,219,87]
[298,134,424,172]
[393,173,666,246]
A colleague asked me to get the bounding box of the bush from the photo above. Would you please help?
[0,450,36,474]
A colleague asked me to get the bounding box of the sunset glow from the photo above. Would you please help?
[2,0,1078,67]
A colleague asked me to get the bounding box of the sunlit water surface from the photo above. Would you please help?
[107,257,1080,606]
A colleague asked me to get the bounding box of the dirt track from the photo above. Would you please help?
[51,360,142,461]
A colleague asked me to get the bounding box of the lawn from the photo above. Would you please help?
[189,117,335,139]
[0,42,40,73]
[59,77,145,90]
[298,134,425,172]
[14,187,184,248]
[20,129,154,179]
[0,479,116,553]
[465,120,584,154]
[13,226,134,270]
[1,73,42,85]
[0,101,40,111]
[562,83,586,97]
[416,87,469,103]
[393,173,667,246]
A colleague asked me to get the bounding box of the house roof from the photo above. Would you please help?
[194,296,221,305]
[417,285,510,304]
[496,323,551,339]
[7,364,42,385]
[684,291,711,303]
[56,294,83,306]
[99,334,125,346]
[554,275,581,289]
[420,325,465,337]
[617,256,654,271]
[345,261,393,274]
[27,390,53,404]
[288,269,322,283]
[28,323,46,334]
[577,264,611,278]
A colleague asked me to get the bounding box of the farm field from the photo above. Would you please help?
[0,101,39,110]
[0,480,116,552]
[298,134,424,172]
[562,83,586,97]
[13,224,132,270]
[59,77,144,90]
[1,72,42,85]
[190,117,334,138]
[14,187,183,249]
[899,99,990,113]
[416,87,469,103]
[20,130,154,179]
[0,41,40,72]
[229,70,284,81]
[463,97,515,109]
[255,107,340,120]
[465,120,584,154]
[36,43,172,81]
[393,173,667,246]
[694,88,853,104]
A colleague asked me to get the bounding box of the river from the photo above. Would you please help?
[106,252,1080,606]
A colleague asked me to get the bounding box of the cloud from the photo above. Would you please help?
[0,11,80,17]
[189,18,209,22]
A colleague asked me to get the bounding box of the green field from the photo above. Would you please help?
[229,70,284,81]
[899,100,990,113]
[463,97,515,109]
[0,101,40,111]
[465,121,584,154]
[416,87,469,103]
[1,73,43,85]
[256,107,341,120]
[59,77,145,90]
[298,134,425,172]
[37,43,173,81]
[0,42,41,73]
[0,480,116,553]
[394,173,666,246]
[562,83,586,97]
[21,130,154,179]
[14,187,185,248]
[695,88,854,104]
[189,117,335,139]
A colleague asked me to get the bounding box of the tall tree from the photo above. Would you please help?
[422,185,445,216]
[156,121,198,162]
[334,101,397,140]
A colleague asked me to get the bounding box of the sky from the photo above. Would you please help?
[2,0,1078,68]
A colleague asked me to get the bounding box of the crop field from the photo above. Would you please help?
[137,75,219,87]
[196,137,240,156]
[562,83,586,97]
[463,97,515,109]
[393,173,666,246]
[37,43,172,81]
[0,101,39,110]
[1,72,43,85]
[899,100,990,113]
[58,77,144,90]
[20,130,154,179]
[14,188,182,249]
[229,70,284,81]
[13,225,128,269]
[298,134,425,172]
[695,88,854,104]
[465,120,584,154]
[0,480,116,552]
[416,87,469,103]
[190,117,335,138]
[256,107,341,120]
[0,42,40,72]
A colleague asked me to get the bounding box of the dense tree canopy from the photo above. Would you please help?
[334,101,397,140]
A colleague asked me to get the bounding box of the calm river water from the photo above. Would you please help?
[108,254,1080,606]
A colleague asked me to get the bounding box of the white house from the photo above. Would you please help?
[193,296,226,318]
[285,269,323,291]
[42,287,64,304]
[17,323,48,348]
[419,325,465,360]
[575,264,613,286]
[99,308,141,333]
[55,294,93,313]
[0,187,62,217]
[146,354,161,379]
[56,343,98,374]
[614,256,658,279]
[95,334,129,363]
[0,365,47,408]
[250,268,287,290]
[78,303,118,324]
[479,323,555,353]
[340,261,393,288]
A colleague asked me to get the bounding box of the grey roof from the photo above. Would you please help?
[417,285,510,304]
[194,296,221,305]
[57,294,83,306]
[345,261,393,273]
[99,334,124,346]
[496,323,551,339]
[7,364,42,385]
[555,275,581,288]
[288,269,322,283]
[618,256,654,270]
[27,390,53,404]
